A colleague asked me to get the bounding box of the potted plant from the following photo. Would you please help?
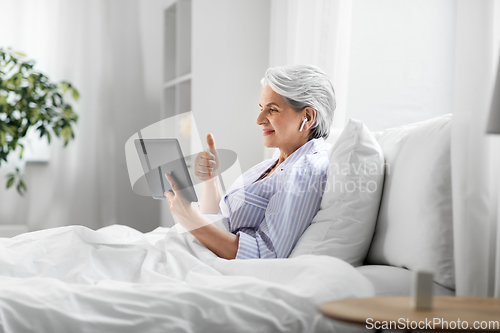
[0,48,79,195]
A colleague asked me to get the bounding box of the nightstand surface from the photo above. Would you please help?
[320,296,500,331]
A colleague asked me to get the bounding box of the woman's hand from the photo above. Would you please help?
[165,173,238,259]
[164,173,197,226]
[164,173,207,230]
[194,134,219,181]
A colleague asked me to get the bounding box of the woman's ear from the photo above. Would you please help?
[304,107,317,131]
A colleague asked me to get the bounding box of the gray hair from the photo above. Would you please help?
[261,64,336,140]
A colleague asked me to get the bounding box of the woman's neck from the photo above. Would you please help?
[277,138,310,164]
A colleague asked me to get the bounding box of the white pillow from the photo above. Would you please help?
[289,119,385,266]
[365,114,454,290]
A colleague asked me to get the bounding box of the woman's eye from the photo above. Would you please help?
[270,109,278,113]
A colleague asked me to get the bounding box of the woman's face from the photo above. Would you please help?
[257,85,308,154]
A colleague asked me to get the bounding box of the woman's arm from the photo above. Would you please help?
[185,213,239,259]
[165,173,238,259]
[199,176,223,214]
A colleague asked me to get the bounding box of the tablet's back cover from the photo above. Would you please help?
[134,139,198,202]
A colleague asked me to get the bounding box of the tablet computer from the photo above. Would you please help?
[134,138,198,202]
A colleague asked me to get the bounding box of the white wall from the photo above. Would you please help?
[192,0,270,173]
[346,0,457,131]
[138,0,178,228]
[139,0,176,114]
[105,0,162,232]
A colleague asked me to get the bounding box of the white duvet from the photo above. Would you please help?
[0,219,374,333]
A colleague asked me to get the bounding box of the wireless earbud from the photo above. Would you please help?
[299,117,307,132]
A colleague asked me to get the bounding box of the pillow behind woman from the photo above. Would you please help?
[289,119,385,266]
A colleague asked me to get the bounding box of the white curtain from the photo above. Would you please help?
[451,0,500,297]
[0,0,159,232]
[265,0,352,159]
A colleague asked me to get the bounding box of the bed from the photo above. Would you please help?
[0,115,456,332]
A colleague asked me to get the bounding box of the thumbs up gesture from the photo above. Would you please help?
[194,133,220,181]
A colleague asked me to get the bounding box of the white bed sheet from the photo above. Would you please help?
[0,222,374,333]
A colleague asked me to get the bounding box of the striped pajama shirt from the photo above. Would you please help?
[219,138,330,259]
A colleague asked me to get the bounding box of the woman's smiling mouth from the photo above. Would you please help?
[263,129,275,136]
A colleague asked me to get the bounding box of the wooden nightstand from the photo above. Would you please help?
[320,296,500,332]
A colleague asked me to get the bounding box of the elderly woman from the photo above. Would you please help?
[165,64,335,260]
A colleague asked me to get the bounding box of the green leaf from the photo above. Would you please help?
[63,108,72,118]
[14,51,26,57]
[6,177,14,188]
[0,131,5,146]
[61,126,70,140]
[71,88,79,101]
[46,130,51,144]
[17,180,26,196]
[20,125,29,137]
[6,125,16,136]
[62,126,71,145]
[59,82,69,93]
[18,143,24,159]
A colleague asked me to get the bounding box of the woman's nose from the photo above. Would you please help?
[256,111,267,125]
